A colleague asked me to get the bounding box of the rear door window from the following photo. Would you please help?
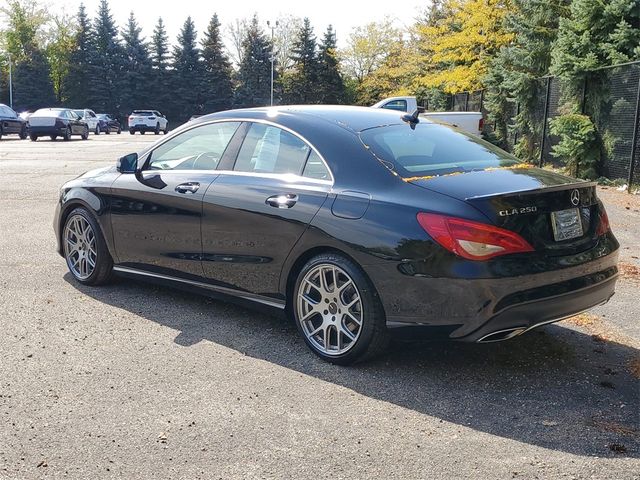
[382,100,407,112]
[233,123,311,175]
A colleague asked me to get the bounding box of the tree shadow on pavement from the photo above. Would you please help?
[65,274,640,459]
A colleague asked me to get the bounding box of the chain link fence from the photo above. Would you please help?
[428,61,640,187]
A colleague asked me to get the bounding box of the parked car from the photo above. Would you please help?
[29,108,89,141]
[54,106,619,364]
[73,109,101,134]
[372,96,484,136]
[96,114,121,134]
[0,103,28,140]
[128,110,168,135]
[19,110,33,122]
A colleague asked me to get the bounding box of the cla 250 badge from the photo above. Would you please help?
[499,206,538,216]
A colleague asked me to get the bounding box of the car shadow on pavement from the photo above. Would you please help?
[65,274,640,459]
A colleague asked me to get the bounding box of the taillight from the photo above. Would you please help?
[417,212,534,261]
[596,204,610,236]
[478,118,484,131]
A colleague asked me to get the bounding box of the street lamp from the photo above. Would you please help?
[7,53,13,109]
[266,20,278,106]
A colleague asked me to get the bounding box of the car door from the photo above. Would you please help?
[201,122,333,296]
[66,110,82,134]
[0,106,20,133]
[110,121,242,278]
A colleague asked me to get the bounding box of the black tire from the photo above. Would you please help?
[154,123,160,135]
[31,134,39,141]
[63,126,71,141]
[292,252,388,365]
[19,125,28,139]
[163,127,168,134]
[117,127,121,134]
[62,207,113,286]
[49,135,56,141]
[141,130,146,135]
[81,127,89,140]
[129,129,135,135]
[95,125,101,135]
[0,127,2,140]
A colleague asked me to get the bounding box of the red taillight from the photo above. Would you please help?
[478,118,484,131]
[596,205,610,236]
[417,213,534,261]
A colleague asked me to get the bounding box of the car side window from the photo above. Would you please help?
[234,123,311,175]
[382,100,407,112]
[302,150,331,180]
[147,122,240,171]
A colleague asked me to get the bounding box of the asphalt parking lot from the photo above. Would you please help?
[0,134,638,479]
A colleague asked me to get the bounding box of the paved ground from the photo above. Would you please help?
[0,134,638,479]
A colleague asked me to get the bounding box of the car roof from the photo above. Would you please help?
[202,105,429,134]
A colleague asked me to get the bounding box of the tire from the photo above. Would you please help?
[292,253,388,365]
[163,127,168,134]
[95,125,101,135]
[19,125,28,140]
[30,134,38,141]
[49,135,56,141]
[129,129,135,135]
[81,127,89,140]
[63,126,71,141]
[117,127,121,134]
[141,130,146,135]
[105,130,111,135]
[62,207,113,286]
[154,123,160,135]
[0,127,2,140]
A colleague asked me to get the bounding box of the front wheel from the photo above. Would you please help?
[117,127,121,134]
[31,134,39,141]
[20,126,28,139]
[141,130,146,135]
[154,123,160,135]
[129,129,135,135]
[62,208,113,285]
[95,125,101,135]
[292,253,388,365]
[81,127,89,140]
[63,126,71,141]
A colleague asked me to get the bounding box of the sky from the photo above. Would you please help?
[56,0,426,48]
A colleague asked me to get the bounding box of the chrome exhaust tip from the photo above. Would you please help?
[477,327,527,343]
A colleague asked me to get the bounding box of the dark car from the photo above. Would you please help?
[0,103,28,140]
[97,114,122,134]
[29,108,89,141]
[53,106,619,364]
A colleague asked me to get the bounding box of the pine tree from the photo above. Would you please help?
[67,3,93,107]
[317,25,345,104]
[121,12,152,114]
[172,17,204,122]
[149,17,172,114]
[201,14,233,113]
[235,16,274,108]
[282,18,319,104]
[484,0,570,156]
[89,0,124,114]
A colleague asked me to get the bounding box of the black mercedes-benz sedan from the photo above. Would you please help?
[0,103,28,139]
[29,108,89,141]
[53,106,619,364]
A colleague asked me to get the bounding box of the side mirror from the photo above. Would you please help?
[117,152,138,173]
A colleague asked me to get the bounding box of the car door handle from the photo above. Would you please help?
[175,182,200,194]
[266,194,298,209]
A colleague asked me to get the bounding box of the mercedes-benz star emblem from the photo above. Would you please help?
[570,189,580,206]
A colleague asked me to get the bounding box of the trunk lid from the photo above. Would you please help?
[408,167,600,256]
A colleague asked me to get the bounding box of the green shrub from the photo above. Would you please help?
[549,113,600,179]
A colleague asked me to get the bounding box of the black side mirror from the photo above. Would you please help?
[117,152,138,173]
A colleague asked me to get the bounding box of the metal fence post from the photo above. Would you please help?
[539,77,552,167]
[627,75,640,191]
[464,92,469,111]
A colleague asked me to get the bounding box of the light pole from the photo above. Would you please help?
[8,53,13,109]
[266,20,278,106]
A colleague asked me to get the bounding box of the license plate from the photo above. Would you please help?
[551,208,583,241]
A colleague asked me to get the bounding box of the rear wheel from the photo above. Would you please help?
[154,123,160,135]
[141,130,146,135]
[95,124,100,135]
[117,127,122,134]
[129,129,135,135]
[49,135,56,141]
[31,134,39,141]
[81,127,89,140]
[63,126,71,141]
[62,208,113,285]
[19,125,28,139]
[293,253,388,365]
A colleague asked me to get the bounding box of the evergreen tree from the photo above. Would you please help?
[201,14,234,113]
[1,0,55,109]
[67,3,93,107]
[149,17,172,114]
[317,25,345,104]
[235,16,274,108]
[121,12,152,114]
[282,18,319,104]
[484,0,570,156]
[172,17,204,122]
[89,0,124,114]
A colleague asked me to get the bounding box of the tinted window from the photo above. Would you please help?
[0,106,16,117]
[73,110,84,117]
[147,122,240,171]
[359,123,519,177]
[133,111,154,116]
[302,150,330,180]
[382,100,407,112]
[234,124,310,175]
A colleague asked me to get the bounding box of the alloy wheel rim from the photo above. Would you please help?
[297,264,363,356]
[63,214,97,280]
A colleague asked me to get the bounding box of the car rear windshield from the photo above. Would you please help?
[33,109,63,118]
[132,111,154,116]
[359,123,520,178]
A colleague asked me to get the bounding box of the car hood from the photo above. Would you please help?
[77,165,117,179]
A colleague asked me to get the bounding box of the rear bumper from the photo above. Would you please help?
[129,124,157,132]
[29,126,66,136]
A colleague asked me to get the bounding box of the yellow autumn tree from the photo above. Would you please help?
[415,0,514,93]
